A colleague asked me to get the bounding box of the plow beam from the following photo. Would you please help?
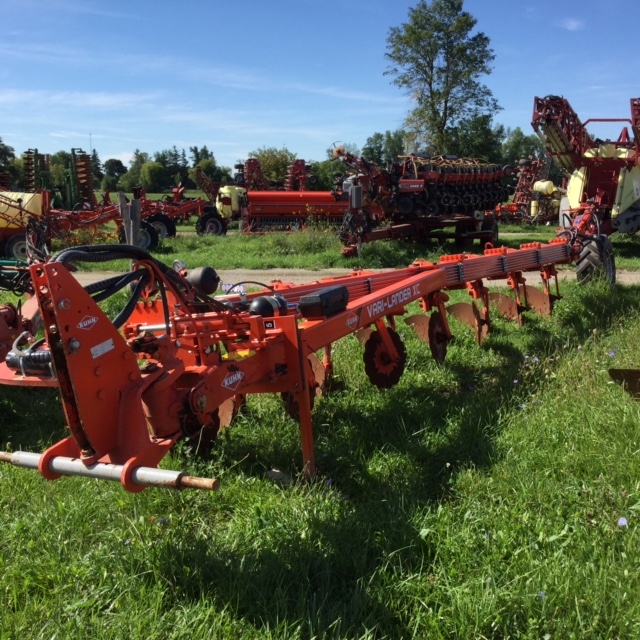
[0,451,219,491]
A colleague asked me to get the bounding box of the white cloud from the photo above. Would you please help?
[0,89,164,110]
[557,18,585,31]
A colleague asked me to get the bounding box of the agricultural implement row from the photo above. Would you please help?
[0,236,576,493]
[234,158,317,192]
[331,148,507,255]
[494,157,556,225]
[240,190,358,232]
[532,95,640,236]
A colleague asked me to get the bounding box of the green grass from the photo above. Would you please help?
[51,219,640,276]
[3,271,640,637]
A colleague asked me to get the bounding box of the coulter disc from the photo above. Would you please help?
[363,328,407,389]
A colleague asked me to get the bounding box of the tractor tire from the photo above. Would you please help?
[5,234,27,260]
[396,195,414,215]
[196,210,226,236]
[147,213,177,239]
[575,235,616,285]
[118,220,159,251]
[502,165,514,178]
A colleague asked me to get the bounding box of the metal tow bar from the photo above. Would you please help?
[0,451,219,492]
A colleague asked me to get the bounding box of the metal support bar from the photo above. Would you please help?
[0,451,219,491]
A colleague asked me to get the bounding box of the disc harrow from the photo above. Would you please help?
[0,238,572,492]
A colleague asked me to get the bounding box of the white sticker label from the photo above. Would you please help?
[91,338,115,359]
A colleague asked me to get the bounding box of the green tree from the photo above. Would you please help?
[501,127,545,166]
[385,0,499,153]
[139,161,167,192]
[189,145,213,166]
[0,137,15,168]
[362,133,385,164]
[8,156,24,189]
[444,114,505,162]
[363,130,407,164]
[188,158,232,186]
[118,150,149,191]
[49,150,72,186]
[102,158,127,193]
[383,130,407,162]
[309,159,345,191]
[500,127,563,185]
[248,146,297,184]
[103,158,128,179]
[154,146,188,188]
[0,137,18,186]
[91,149,104,186]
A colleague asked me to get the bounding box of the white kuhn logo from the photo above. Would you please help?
[222,369,244,391]
[346,312,359,330]
[77,315,98,330]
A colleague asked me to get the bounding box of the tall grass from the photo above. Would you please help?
[2,276,640,637]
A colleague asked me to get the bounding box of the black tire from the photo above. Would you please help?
[425,202,440,216]
[147,213,177,239]
[118,220,159,250]
[5,234,27,260]
[396,195,414,215]
[575,235,616,285]
[196,211,226,236]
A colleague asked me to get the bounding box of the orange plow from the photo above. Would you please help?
[0,238,573,492]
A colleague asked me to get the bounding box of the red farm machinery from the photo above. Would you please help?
[226,157,356,232]
[531,95,640,283]
[332,147,507,256]
[0,233,579,492]
[494,157,558,224]
[0,149,161,260]
[133,183,226,239]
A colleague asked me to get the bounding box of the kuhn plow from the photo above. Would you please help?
[0,237,573,492]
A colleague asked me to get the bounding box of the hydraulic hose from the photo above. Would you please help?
[5,333,54,377]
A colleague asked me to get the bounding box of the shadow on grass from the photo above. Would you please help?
[3,277,638,637]
[608,234,640,261]
[0,386,66,450]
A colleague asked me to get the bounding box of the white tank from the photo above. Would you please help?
[533,180,556,196]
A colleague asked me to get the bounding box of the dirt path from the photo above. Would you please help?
[73,267,640,288]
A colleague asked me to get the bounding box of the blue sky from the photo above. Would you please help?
[2,0,639,170]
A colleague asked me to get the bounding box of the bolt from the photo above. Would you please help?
[196,395,207,411]
[68,338,81,353]
[58,298,71,310]
[49,325,58,335]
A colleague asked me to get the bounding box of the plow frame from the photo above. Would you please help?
[0,236,575,492]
